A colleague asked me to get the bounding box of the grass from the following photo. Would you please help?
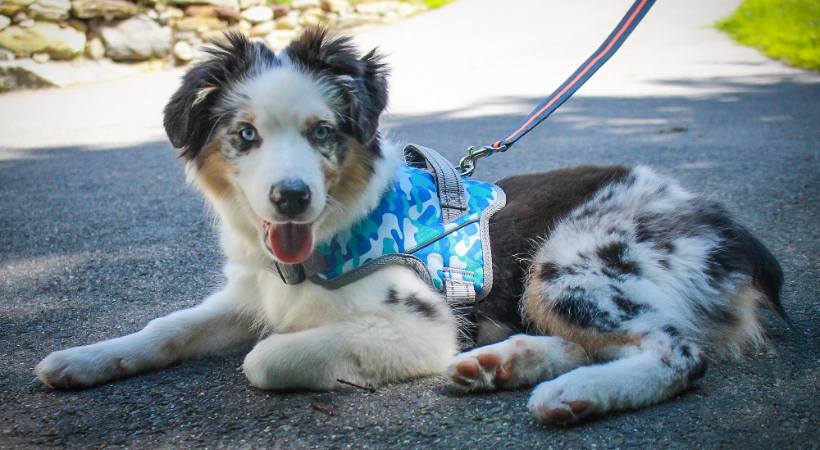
[415,0,453,8]
[716,0,820,71]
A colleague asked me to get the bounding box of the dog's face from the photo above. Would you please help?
[163,30,388,264]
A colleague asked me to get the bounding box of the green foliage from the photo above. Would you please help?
[264,0,453,8]
[416,0,453,8]
[716,0,820,71]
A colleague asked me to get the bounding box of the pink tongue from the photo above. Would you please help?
[267,223,314,264]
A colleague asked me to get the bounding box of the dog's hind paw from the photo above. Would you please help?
[445,334,589,392]
[527,374,599,425]
[447,349,514,391]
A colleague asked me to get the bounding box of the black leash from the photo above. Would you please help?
[459,0,656,176]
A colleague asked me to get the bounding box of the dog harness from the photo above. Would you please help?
[272,144,506,312]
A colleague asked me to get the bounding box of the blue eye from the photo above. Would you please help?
[239,126,258,142]
[312,124,332,142]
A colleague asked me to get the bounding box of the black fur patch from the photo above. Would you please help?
[163,33,279,160]
[403,295,438,319]
[385,288,437,319]
[286,28,389,150]
[551,287,619,332]
[597,241,641,278]
[540,262,561,282]
[612,295,646,320]
[385,288,401,304]
[662,325,680,337]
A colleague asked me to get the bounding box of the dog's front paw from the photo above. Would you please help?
[242,342,359,391]
[35,346,128,389]
[242,346,275,390]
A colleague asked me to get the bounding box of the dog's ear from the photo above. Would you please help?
[286,28,389,146]
[163,33,277,160]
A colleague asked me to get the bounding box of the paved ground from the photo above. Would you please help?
[1,0,818,448]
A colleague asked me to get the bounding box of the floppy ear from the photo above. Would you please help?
[286,28,389,146]
[163,33,278,160]
[353,48,389,144]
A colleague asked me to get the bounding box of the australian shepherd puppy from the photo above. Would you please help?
[35,29,786,425]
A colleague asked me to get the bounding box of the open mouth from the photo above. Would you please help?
[261,220,314,265]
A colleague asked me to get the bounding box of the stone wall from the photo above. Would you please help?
[0,0,426,64]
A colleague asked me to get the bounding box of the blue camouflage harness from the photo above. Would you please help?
[271,145,506,312]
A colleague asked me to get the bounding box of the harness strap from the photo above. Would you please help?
[405,144,467,224]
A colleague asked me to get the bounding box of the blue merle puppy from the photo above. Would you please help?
[35,29,786,425]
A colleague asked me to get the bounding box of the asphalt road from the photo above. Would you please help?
[1,0,818,448]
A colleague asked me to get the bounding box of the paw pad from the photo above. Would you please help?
[534,400,591,425]
[448,352,514,391]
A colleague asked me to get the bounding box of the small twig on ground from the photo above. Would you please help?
[309,402,335,416]
[336,378,377,393]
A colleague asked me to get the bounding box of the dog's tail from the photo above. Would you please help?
[735,228,801,334]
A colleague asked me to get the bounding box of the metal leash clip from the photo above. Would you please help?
[458,144,508,177]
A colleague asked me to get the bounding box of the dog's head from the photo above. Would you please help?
[164,29,389,265]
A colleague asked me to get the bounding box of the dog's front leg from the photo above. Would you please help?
[242,313,458,391]
[36,286,255,389]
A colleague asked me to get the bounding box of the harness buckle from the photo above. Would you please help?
[458,144,508,177]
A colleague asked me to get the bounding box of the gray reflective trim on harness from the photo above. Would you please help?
[308,253,433,290]
[475,186,505,301]
[405,144,467,224]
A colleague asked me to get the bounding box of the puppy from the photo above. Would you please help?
[36,29,786,425]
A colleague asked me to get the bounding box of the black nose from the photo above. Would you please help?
[270,179,311,218]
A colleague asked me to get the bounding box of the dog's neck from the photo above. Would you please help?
[215,139,403,270]
[314,139,403,243]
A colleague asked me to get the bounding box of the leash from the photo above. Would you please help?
[459,0,656,176]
